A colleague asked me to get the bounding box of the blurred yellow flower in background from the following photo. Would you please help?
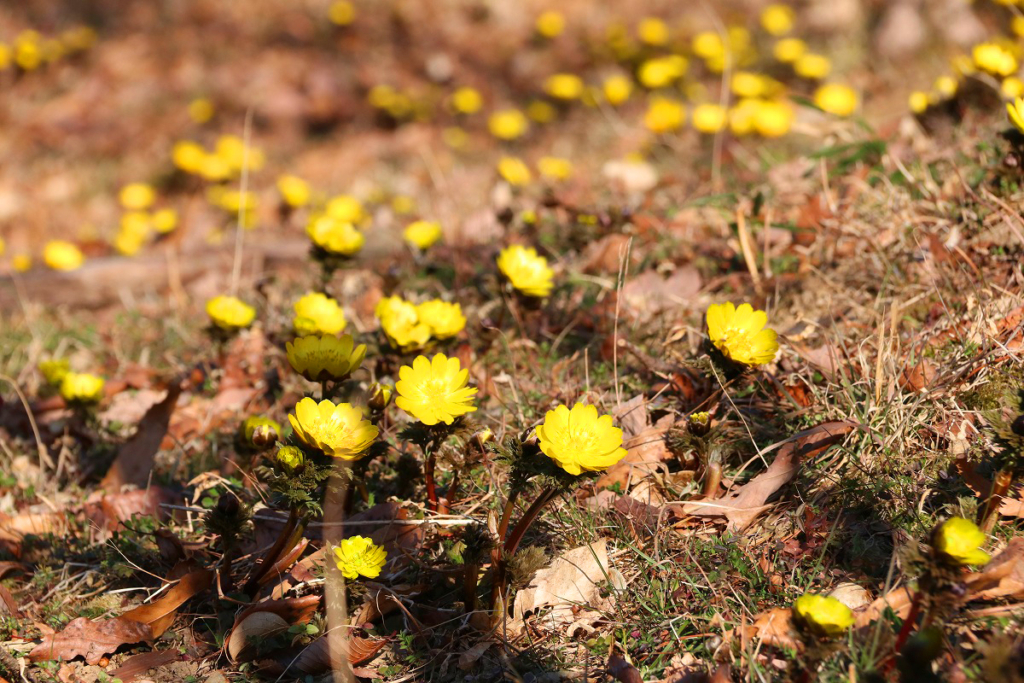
[760,4,794,36]
[416,300,466,339]
[307,215,365,256]
[793,594,854,638]
[206,295,256,330]
[498,156,532,186]
[450,86,483,115]
[933,517,991,567]
[544,73,584,101]
[293,292,347,335]
[537,156,573,181]
[644,97,685,133]
[497,244,554,297]
[39,359,70,385]
[60,372,105,404]
[535,10,565,39]
[814,83,859,117]
[277,175,311,208]
[973,42,1017,77]
[794,53,831,79]
[43,240,84,271]
[602,74,633,106]
[692,103,727,134]
[119,183,156,210]
[404,220,443,250]
[488,109,529,140]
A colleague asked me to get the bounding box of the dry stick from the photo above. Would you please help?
[0,374,52,471]
[612,238,632,409]
[229,108,255,298]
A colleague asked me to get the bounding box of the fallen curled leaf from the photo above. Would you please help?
[458,640,492,671]
[621,266,702,318]
[82,486,176,537]
[122,568,214,638]
[680,421,858,531]
[108,649,183,683]
[608,649,643,683]
[513,539,612,624]
[29,616,153,665]
[227,611,290,663]
[233,594,321,632]
[289,633,388,673]
[738,608,799,652]
[594,412,675,493]
[101,382,181,489]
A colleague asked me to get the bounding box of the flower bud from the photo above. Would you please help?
[368,382,393,411]
[792,594,854,638]
[473,428,494,450]
[687,411,711,437]
[931,517,990,567]
[241,416,280,450]
[275,445,305,474]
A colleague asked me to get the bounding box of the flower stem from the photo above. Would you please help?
[424,447,438,513]
[504,486,557,555]
[321,380,330,401]
[496,490,520,542]
[440,467,461,515]
[702,461,722,499]
[886,590,923,674]
[244,507,300,595]
[463,561,479,613]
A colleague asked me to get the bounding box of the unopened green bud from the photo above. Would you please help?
[368,382,393,411]
[275,445,305,474]
[242,416,281,450]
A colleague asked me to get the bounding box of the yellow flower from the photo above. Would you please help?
[909,91,929,114]
[368,382,393,411]
[121,211,151,236]
[692,103,727,134]
[537,403,627,476]
[535,11,565,39]
[172,140,206,174]
[1003,77,1024,100]
[206,295,256,330]
[973,42,1017,77]
[43,240,84,271]
[753,99,794,138]
[497,244,554,297]
[215,134,264,175]
[0,43,10,71]
[644,97,686,133]
[729,99,760,136]
[198,153,232,182]
[450,86,483,115]
[488,109,529,140]
[637,17,669,47]
[293,292,347,335]
[794,53,831,80]
[119,183,156,211]
[498,156,532,186]
[1009,97,1024,133]
[731,71,773,99]
[377,296,432,350]
[814,84,858,117]
[151,208,179,234]
[60,372,105,404]
[289,398,378,459]
[188,97,214,123]
[328,0,357,26]
[404,220,443,250]
[692,32,724,61]
[773,37,806,63]
[934,75,958,99]
[241,416,280,449]
[277,175,311,208]
[334,536,387,579]
[760,4,794,36]
[706,302,779,366]
[113,229,146,256]
[286,334,366,382]
[793,594,854,638]
[637,55,687,89]
[12,254,31,272]
[416,300,466,339]
[933,517,991,567]
[1015,15,1024,39]
[275,445,305,474]
[537,156,573,181]
[307,215,365,256]
[15,35,41,71]
[602,74,632,106]
[39,359,70,385]
[544,73,584,101]
[395,353,477,426]
[325,195,365,223]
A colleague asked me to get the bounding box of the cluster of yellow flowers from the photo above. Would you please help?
[496,156,574,186]
[306,195,368,257]
[113,183,178,256]
[37,358,105,405]
[0,26,95,73]
[293,292,347,335]
[172,135,266,183]
[376,295,466,350]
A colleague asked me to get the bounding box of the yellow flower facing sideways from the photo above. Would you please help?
[814,83,859,117]
[706,302,779,366]
[377,295,432,350]
[293,292,347,336]
[395,353,477,426]
[43,240,84,271]
[537,156,573,181]
[497,244,554,298]
[404,220,443,250]
[60,372,105,404]
[307,215,365,256]
[289,397,378,459]
[151,208,178,234]
[544,73,584,100]
[537,403,627,476]
[793,594,855,638]
[334,536,387,579]
[933,517,991,567]
[416,299,466,339]
[637,55,687,89]
[119,182,156,211]
[1008,97,1024,133]
[206,295,256,330]
[286,334,366,382]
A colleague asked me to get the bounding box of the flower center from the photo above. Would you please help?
[421,377,452,400]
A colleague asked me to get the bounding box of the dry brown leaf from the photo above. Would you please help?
[122,568,213,638]
[227,612,290,663]
[621,267,702,318]
[29,616,153,665]
[680,421,858,531]
[458,641,492,671]
[608,649,643,683]
[108,649,183,683]
[513,539,611,624]
[594,416,675,493]
[101,383,181,490]
[289,634,389,673]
